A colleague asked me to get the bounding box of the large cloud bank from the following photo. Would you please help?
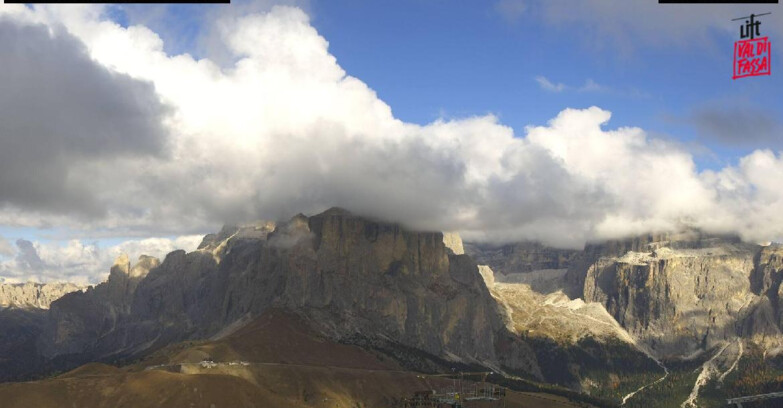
[0,4,782,267]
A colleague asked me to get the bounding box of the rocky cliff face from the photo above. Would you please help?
[465,241,579,276]
[479,263,664,398]
[0,282,85,310]
[30,212,783,402]
[41,254,159,358]
[35,209,539,380]
[15,212,782,406]
[0,276,84,382]
[566,231,783,359]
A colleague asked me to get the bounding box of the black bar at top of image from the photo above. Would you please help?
[660,0,777,3]
[3,0,230,3]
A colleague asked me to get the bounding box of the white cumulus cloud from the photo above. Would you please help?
[535,76,566,92]
[0,236,15,258]
[0,3,780,267]
[0,235,203,284]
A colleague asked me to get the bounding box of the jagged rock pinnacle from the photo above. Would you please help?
[111,253,131,276]
[442,232,464,255]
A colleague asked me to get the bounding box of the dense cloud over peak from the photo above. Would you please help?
[0,3,781,278]
[0,16,170,218]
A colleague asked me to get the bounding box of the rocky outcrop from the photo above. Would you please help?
[35,209,540,381]
[35,213,783,400]
[197,221,276,262]
[0,282,85,310]
[569,231,783,359]
[565,231,744,297]
[479,264,663,396]
[40,254,159,358]
[465,241,579,276]
[214,209,536,373]
[442,232,465,255]
[751,245,783,299]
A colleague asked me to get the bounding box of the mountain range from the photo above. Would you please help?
[1,208,782,407]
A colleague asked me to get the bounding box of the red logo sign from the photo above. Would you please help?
[733,37,771,79]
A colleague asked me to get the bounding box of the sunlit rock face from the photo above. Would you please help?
[209,208,537,374]
[477,261,664,395]
[0,282,85,310]
[35,212,783,395]
[35,208,540,380]
[472,232,783,395]
[442,232,465,255]
[568,231,783,359]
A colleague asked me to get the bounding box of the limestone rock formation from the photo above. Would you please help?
[479,264,662,395]
[0,279,85,381]
[34,209,540,381]
[0,282,85,310]
[568,231,783,359]
[467,232,783,399]
[465,241,579,276]
[27,211,783,404]
[40,254,160,358]
[442,232,465,255]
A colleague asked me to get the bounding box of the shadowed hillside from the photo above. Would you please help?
[0,309,598,408]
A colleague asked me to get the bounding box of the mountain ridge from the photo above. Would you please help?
[34,208,542,384]
[4,211,783,406]
[0,282,86,310]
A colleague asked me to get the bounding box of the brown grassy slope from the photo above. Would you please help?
[0,309,591,408]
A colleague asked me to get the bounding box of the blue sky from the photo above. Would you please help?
[309,1,781,167]
[115,0,782,170]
